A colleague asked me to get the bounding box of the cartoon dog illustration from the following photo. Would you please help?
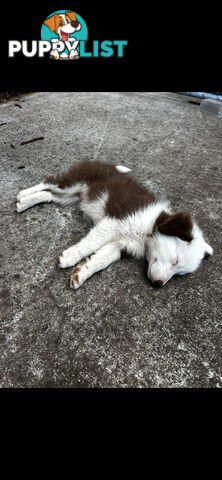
[44,11,81,59]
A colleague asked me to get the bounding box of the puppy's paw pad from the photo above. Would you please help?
[70,267,82,289]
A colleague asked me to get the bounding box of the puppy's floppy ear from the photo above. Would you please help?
[65,11,77,22]
[157,212,193,242]
[44,14,57,32]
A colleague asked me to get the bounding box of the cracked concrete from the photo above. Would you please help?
[0,92,221,388]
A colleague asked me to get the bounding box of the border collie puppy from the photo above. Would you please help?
[16,160,213,289]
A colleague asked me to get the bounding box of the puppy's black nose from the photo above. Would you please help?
[72,21,79,28]
[154,280,164,287]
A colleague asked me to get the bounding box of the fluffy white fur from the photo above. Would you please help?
[147,223,213,286]
[16,165,213,289]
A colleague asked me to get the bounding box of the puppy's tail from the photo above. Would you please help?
[115,165,132,173]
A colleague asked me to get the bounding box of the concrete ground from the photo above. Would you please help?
[0,92,221,388]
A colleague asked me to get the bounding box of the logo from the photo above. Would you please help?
[41,10,88,60]
[8,10,128,60]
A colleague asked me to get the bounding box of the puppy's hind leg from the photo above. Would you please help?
[16,179,88,213]
[16,190,54,213]
[17,183,48,201]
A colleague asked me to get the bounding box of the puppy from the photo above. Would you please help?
[44,11,81,59]
[16,160,213,289]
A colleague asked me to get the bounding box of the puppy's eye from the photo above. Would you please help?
[153,258,157,264]
[59,20,64,25]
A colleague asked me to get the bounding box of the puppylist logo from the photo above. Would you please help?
[41,10,88,60]
[8,9,128,60]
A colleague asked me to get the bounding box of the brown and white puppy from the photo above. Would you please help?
[16,160,213,290]
[44,12,81,59]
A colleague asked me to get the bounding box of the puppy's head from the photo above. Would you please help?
[147,211,213,286]
[44,12,81,41]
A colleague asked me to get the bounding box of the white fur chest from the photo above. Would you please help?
[116,201,171,258]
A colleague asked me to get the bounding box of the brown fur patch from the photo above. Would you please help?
[65,11,77,22]
[155,210,171,227]
[104,176,155,219]
[156,212,193,242]
[74,267,81,273]
[46,160,156,219]
[44,15,57,32]
[46,160,117,188]
[65,11,79,28]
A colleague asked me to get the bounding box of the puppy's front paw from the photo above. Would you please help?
[59,255,77,269]
[61,246,77,258]
[59,245,83,268]
[70,264,88,290]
